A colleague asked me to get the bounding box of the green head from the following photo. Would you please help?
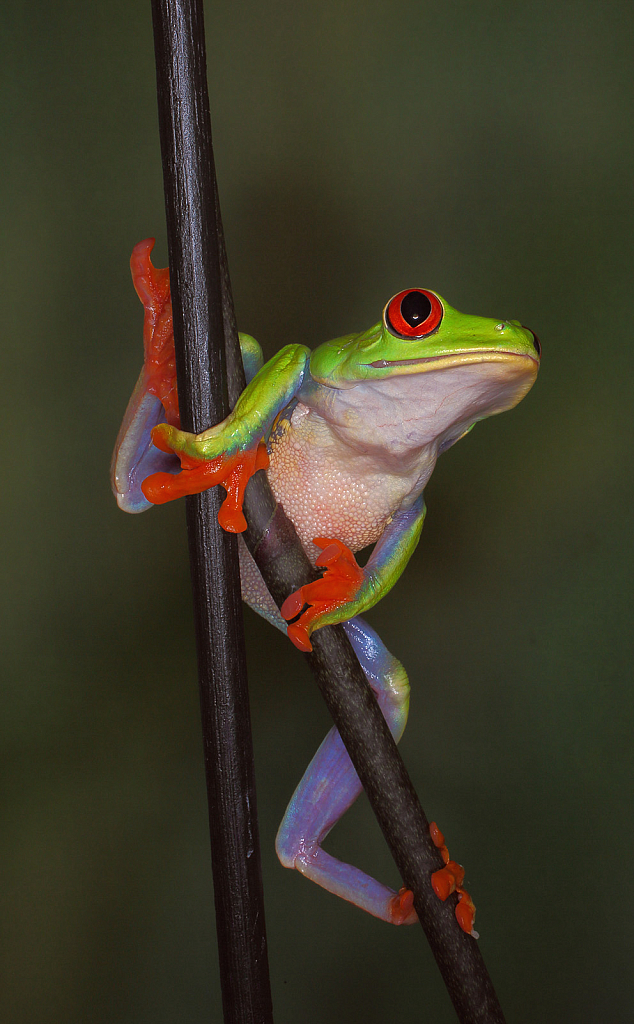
[309,289,540,414]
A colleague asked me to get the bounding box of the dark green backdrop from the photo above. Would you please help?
[3,1,633,1021]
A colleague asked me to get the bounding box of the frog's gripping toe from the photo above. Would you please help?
[280,538,365,651]
[142,427,269,533]
[431,860,466,901]
[455,890,478,938]
[389,887,418,926]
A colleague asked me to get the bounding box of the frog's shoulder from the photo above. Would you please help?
[308,326,379,388]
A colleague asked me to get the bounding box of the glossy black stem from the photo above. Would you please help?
[150,2,273,1022]
[149,0,507,1019]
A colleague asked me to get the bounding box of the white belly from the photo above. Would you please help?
[266,402,434,559]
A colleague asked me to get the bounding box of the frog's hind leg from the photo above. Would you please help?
[275,617,415,924]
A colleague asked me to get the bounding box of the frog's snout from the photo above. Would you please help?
[522,326,541,358]
[497,319,541,360]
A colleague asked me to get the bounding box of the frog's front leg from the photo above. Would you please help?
[281,495,426,651]
[275,616,416,924]
[142,344,310,531]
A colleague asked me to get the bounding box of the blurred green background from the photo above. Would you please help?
[3,1,633,1021]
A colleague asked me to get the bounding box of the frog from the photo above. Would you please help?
[112,238,540,935]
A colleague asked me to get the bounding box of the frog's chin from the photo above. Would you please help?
[347,351,538,439]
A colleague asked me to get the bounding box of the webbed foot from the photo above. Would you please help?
[142,424,269,532]
[280,538,365,651]
[429,821,478,938]
[130,238,179,427]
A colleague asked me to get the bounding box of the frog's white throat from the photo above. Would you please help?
[326,358,535,463]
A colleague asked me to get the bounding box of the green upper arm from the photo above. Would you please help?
[155,343,311,461]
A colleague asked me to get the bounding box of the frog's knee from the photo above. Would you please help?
[384,658,410,742]
[275,824,301,870]
[385,656,410,707]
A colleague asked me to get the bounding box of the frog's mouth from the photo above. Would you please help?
[368,350,539,371]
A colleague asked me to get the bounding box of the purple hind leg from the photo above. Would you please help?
[275,617,415,924]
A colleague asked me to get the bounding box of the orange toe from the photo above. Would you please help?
[455,889,477,936]
[286,622,313,652]
[390,887,418,925]
[431,861,465,901]
[280,590,306,621]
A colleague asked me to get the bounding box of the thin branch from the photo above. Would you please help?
[150,2,273,1022]
[150,0,508,1020]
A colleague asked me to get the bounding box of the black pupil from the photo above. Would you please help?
[401,290,431,328]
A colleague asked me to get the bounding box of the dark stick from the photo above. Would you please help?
[150,2,273,1022]
[150,0,507,1020]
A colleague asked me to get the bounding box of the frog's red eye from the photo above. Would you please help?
[384,289,443,339]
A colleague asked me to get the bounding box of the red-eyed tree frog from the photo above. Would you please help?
[112,239,540,937]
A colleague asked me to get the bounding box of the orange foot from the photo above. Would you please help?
[389,887,418,925]
[142,428,269,533]
[280,538,364,652]
[130,238,180,428]
[429,822,478,938]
